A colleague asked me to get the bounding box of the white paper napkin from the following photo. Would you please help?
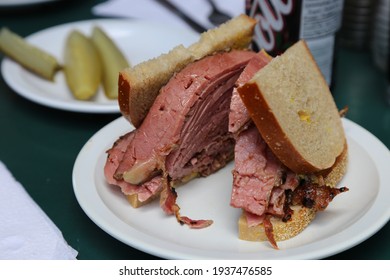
[0,161,78,260]
[92,0,245,32]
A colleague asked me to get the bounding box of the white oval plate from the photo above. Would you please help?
[1,19,198,113]
[72,117,390,259]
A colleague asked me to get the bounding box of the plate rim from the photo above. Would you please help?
[72,117,390,259]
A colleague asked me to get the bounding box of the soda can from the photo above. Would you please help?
[246,0,345,86]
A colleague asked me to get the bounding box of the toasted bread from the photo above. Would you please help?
[188,14,256,60]
[238,40,346,174]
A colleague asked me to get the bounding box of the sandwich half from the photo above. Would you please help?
[104,15,257,228]
[231,40,348,248]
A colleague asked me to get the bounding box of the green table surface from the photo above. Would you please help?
[0,0,389,260]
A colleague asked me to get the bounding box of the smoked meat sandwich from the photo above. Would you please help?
[104,15,349,247]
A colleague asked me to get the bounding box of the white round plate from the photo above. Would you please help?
[1,19,199,113]
[72,117,390,259]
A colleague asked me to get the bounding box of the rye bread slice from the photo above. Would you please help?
[238,40,345,174]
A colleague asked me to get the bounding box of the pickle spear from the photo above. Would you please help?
[63,29,102,100]
[0,27,61,81]
[91,26,130,99]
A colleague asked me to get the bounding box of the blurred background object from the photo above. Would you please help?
[371,0,390,72]
[340,0,390,104]
[92,0,242,33]
[340,0,377,50]
[340,0,389,72]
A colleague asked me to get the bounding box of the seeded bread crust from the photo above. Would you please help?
[238,143,348,243]
[119,14,256,128]
[239,206,316,242]
[238,40,346,174]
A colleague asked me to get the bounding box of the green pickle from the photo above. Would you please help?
[63,30,102,100]
[0,27,61,81]
[91,26,130,99]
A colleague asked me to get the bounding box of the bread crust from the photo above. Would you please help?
[239,206,316,242]
[313,142,348,187]
[239,81,316,172]
[238,41,345,174]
